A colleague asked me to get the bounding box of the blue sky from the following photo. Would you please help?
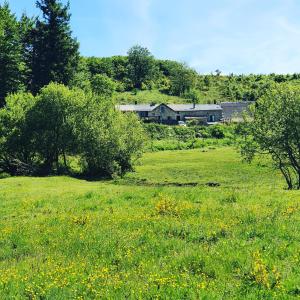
[4,0,300,74]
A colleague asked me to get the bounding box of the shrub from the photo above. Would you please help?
[0,172,10,179]
[78,102,145,177]
[0,84,145,177]
[207,125,225,139]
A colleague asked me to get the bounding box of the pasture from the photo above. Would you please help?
[0,147,299,299]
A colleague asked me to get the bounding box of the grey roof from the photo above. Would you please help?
[117,103,222,112]
[117,104,159,112]
[167,104,222,111]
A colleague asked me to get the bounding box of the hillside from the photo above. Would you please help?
[114,86,224,105]
[115,90,188,104]
[83,53,300,104]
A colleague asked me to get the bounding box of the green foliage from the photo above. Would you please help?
[207,124,225,139]
[0,84,84,175]
[0,2,26,105]
[127,45,158,89]
[144,123,234,141]
[69,57,92,91]
[115,89,187,105]
[91,74,116,97]
[76,99,145,177]
[0,83,145,177]
[0,92,37,174]
[4,2,300,106]
[168,63,197,96]
[29,0,80,94]
[143,124,236,151]
[241,84,300,189]
[183,88,200,103]
[84,56,130,91]
[143,123,195,140]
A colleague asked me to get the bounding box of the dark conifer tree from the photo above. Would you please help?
[30,0,79,94]
[0,2,25,105]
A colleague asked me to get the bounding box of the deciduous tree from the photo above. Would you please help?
[241,84,300,189]
[127,45,157,89]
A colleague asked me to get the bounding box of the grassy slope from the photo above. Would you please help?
[115,90,189,104]
[115,86,225,105]
[0,148,300,299]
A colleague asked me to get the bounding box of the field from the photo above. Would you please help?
[0,147,300,299]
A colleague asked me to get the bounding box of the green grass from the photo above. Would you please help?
[115,90,191,104]
[0,147,300,299]
[115,87,227,105]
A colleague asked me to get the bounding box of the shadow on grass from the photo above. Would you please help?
[114,178,221,188]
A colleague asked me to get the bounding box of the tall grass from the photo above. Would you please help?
[0,148,299,299]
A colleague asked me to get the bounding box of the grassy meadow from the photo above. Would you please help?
[0,147,300,299]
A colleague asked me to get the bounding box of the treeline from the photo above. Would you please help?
[78,53,300,104]
[79,52,198,99]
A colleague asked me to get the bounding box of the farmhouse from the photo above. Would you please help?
[117,103,223,124]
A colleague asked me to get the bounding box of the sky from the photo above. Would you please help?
[4,0,300,74]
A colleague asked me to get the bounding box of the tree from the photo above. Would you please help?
[0,2,25,105]
[30,0,79,94]
[69,57,92,91]
[0,83,145,177]
[19,13,36,91]
[169,63,197,96]
[215,69,222,76]
[241,84,300,189]
[127,45,157,89]
[26,83,85,173]
[184,88,200,104]
[91,74,116,97]
[0,83,85,175]
[0,92,37,174]
[76,97,145,177]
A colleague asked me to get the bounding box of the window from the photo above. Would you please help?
[209,115,215,122]
[139,111,148,117]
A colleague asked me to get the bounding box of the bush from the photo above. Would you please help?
[77,103,145,177]
[143,123,195,141]
[0,83,145,177]
[0,172,10,179]
[207,125,225,139]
